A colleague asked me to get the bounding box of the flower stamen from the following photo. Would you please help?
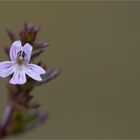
[17,50,26,60]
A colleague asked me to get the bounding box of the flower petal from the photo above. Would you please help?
[10,66,26,85]
[23,43,33,63]
[10,40,22,61]
[0,61,14,78]
[28,64,46,74]
[25,64,46,81]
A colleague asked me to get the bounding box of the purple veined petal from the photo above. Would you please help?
[23,43,33,63]
[10,40,22,61]
[25,64,46,81]
[0,61,14,78]
[27,64,46,74]
[10,66,26,85]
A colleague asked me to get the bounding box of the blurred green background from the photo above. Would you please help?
[0,1,140,139]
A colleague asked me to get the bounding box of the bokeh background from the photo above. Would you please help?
[0,1,140,139]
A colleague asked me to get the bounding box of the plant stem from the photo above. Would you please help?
[0,98,14,138]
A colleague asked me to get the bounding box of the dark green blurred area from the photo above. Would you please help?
[0,1,140,139]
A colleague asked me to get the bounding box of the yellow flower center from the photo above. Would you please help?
[16,59,25,65]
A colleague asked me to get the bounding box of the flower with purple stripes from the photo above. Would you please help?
[0,40,46,85]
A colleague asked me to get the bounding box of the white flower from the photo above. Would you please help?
[0,40,46,85]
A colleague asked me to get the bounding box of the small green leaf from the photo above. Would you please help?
[11,112,26,134]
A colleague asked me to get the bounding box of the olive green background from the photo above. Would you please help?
[0,1,140,139]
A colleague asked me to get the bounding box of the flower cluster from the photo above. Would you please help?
[0,23,59,138]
